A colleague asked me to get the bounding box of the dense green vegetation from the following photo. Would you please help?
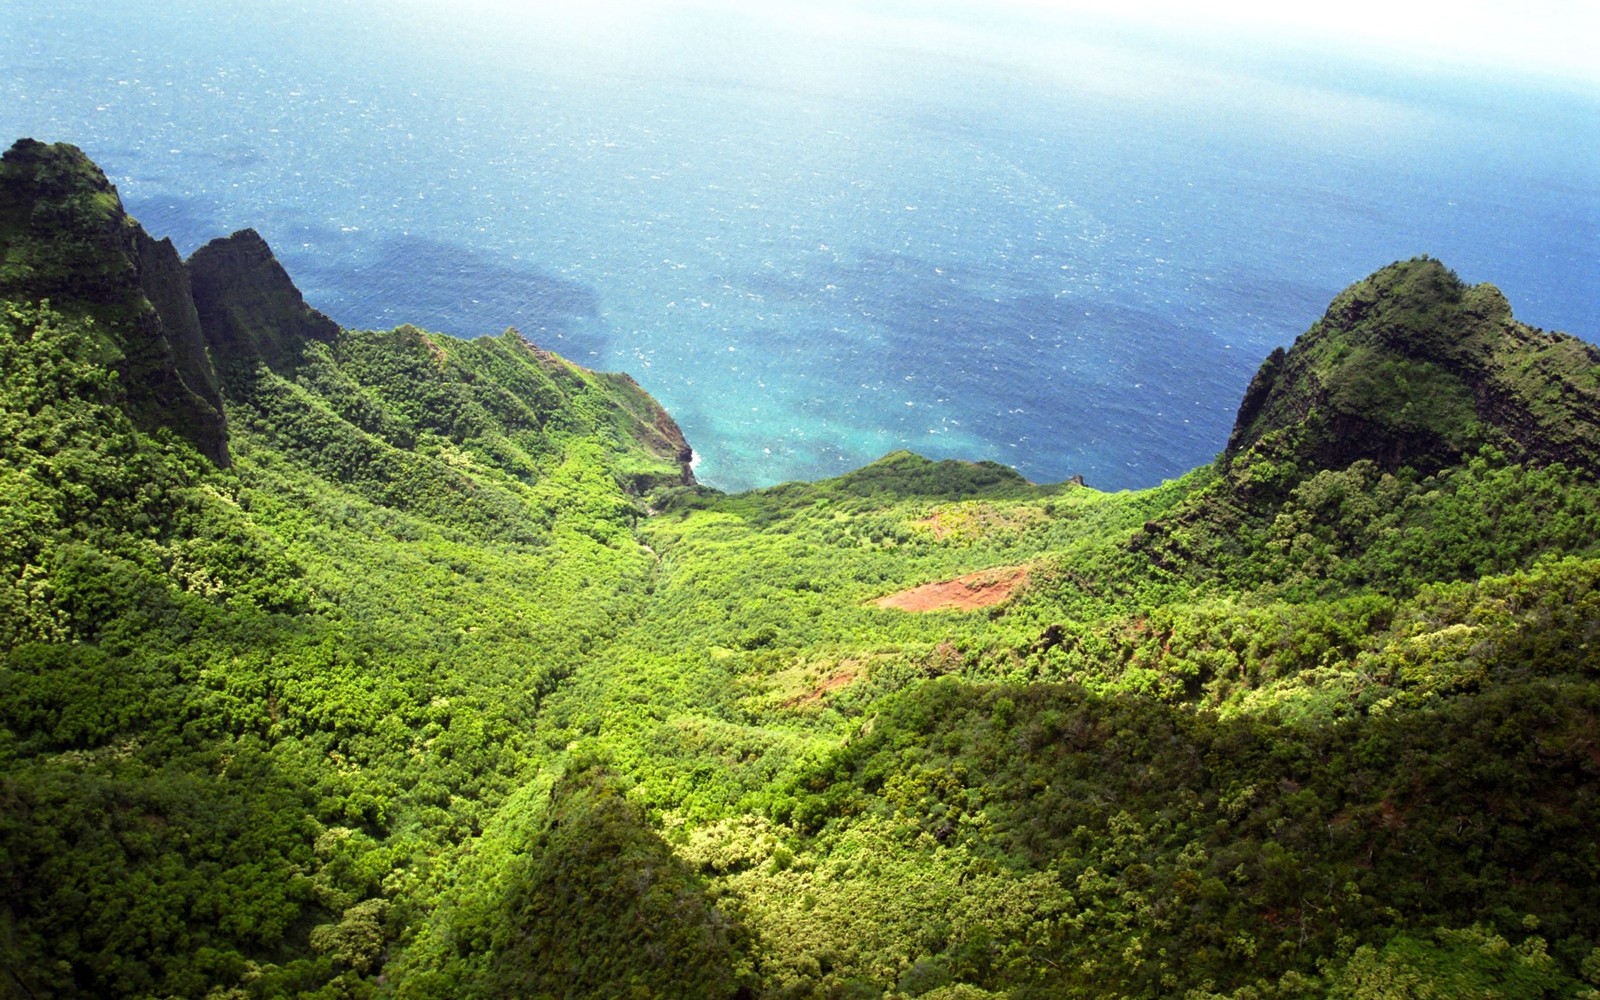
[2,139,1598,999]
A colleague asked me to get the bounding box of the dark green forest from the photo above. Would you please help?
[2,138,1597,1000]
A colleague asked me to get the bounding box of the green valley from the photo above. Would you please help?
[2,139,1598,1000]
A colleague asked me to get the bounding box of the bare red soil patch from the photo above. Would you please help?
[874,565,1030,613]
[786,663,863,709]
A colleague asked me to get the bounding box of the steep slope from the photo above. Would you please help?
[182,225,696,508]
[188,226,341,373]
[1134,259,1600,589]
[0,137,693,506]
[0,138,229,464]
[1225,256,1600,484]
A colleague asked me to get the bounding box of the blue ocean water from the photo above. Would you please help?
[5,1,1596,492]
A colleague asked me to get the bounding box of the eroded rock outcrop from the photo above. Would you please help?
[187,227,339,374]
[0,139,230,464]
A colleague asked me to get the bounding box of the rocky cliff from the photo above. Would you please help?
[188,227,340,374]
[0,139,230,464]
[1225,256,1600,484]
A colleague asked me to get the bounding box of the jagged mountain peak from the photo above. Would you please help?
[1225,256,1600,484]
[0,138,229,464]
[187,227,340,373]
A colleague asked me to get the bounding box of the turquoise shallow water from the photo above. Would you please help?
[5,1,1596,491]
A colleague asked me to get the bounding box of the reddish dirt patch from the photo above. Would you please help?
[785,663,863,709]
[874,565,1030,613]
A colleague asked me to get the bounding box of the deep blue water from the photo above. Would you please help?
[5,1,1596,491]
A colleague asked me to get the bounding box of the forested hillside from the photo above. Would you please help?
[2,139,1598,1000]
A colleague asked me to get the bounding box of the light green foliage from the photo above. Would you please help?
[310,899,389,973]
[0,258,687,995]
[1326,926,1582,999]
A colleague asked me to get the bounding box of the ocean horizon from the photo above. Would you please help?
[5,0,1596,492]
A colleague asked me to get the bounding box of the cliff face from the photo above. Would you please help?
[1225,257,1600,483]
[134,229,225,426]
[187,227,339,373]
[0,139,229,465]
[590,368,697,488]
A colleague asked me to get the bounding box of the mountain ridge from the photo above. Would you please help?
[0,138,696,494]
[1225,255,1600,486]
[0,137,231,464]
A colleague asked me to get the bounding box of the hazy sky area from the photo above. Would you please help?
[455,0,1600,90]
[989,0,1599,86]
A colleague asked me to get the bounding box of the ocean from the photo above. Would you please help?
[5,0,1596,492]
